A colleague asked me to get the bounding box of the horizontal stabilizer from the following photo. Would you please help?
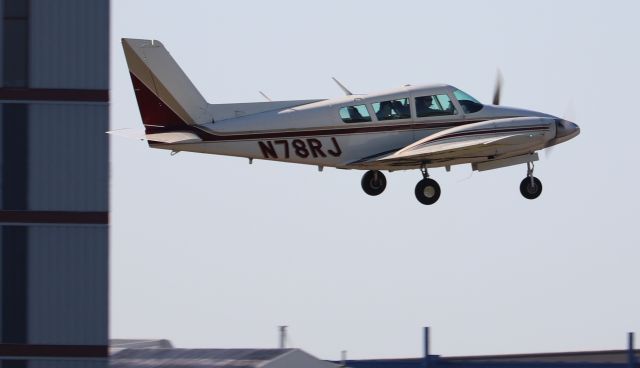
[107,129,201,144]
[144,131,202,143]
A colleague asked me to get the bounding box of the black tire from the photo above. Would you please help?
[520,176,543,199]
[361,170,387,196]
[414,178,441,205]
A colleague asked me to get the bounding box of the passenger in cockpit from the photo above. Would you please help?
[416,96,439,117]
[391,100,409,118]
[376,101,393,120]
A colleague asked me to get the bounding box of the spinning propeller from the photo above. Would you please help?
[492,69,503,105]
[490,69,577,158]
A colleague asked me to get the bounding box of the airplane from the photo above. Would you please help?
[116,38,580,205]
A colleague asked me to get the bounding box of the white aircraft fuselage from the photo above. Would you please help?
[118,38,579,204]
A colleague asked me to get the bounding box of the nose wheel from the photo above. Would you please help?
[361,170,387,196]
[520,162,543,199]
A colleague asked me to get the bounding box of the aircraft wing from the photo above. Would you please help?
[350,117,554,168]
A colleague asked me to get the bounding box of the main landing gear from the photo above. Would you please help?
[414,165,441,205]
[361,170,387,196]
[360,167,442,205]
[520,161,543,199]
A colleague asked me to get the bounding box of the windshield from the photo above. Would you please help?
[453,89,483,114]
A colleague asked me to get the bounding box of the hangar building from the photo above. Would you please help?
[341,329,639,368]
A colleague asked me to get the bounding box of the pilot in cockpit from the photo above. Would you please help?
[348,106,363,121]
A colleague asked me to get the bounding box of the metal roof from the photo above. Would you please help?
[110,339,174,350]
[110,348,295,368]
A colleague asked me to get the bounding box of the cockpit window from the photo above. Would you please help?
[339,104,372,123]
[372,98,410,121]
[416,94,457,117]
[453,89,483,114]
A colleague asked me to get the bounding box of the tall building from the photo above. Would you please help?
[0,0,109,366]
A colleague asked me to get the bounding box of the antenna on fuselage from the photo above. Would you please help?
[259,91,272,101]
[259,91,273,101]
[331,77,353,96]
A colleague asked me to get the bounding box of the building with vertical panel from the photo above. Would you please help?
[0,0,109,366]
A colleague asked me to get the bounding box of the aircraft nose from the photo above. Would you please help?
[555,119,580,142]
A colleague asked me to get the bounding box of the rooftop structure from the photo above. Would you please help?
[110,347,339,368]
[341,329,639,368]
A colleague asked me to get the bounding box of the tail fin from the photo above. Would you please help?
[122,38,210,132]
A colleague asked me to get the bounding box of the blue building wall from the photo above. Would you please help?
[0,0,109,366]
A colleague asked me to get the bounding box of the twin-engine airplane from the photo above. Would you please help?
[117,38,579,205]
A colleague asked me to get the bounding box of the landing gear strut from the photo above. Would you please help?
[361,170,387,196]
[520,161,543,199]
[415,165,441,205]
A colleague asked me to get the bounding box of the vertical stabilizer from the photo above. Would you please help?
[122,38,210,132]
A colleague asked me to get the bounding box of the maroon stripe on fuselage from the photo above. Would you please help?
[166,118,521,144]
[129,72,190,133]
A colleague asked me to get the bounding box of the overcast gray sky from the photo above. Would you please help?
[110,0,640,360]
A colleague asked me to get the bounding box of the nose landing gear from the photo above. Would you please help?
[520,161,542,199]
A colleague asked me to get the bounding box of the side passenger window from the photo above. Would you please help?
[372,98,410,121]
[415,94,457,117]
[339,104,372,123]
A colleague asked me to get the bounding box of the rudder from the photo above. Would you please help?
[122,38,210,132]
